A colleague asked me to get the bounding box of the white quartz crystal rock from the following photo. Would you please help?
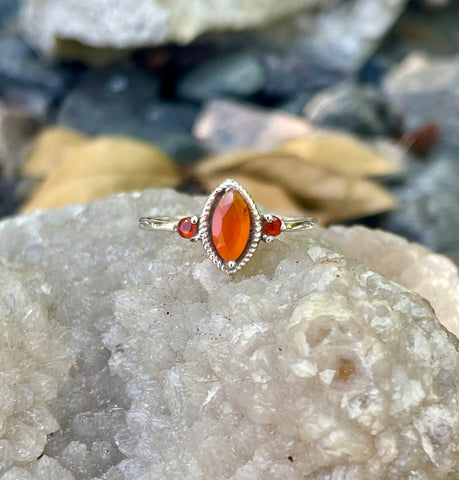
[322,225,459,338]
[1,456,74,480]
[0,189,458,479]
[0,261,73,476]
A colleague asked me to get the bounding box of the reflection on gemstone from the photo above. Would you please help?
[211,189,251,262]
[177,217,198,239]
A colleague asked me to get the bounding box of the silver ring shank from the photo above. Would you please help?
[139,215,317,232]
[139,216,184,231]
[282,217,318,231]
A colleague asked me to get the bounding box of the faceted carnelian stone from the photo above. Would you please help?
[177,217,198,239]
[211,190,251,262]
[262,216,282,237]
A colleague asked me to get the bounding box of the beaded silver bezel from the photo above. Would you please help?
[199,179,262,274]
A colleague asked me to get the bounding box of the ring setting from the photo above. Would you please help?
[139,179,317,274]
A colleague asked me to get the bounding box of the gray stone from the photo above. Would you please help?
[312,0,408,74]
[309,0,408,73]
[193,99,313,153]
[258,0,408,97]
[20,0,407,84]
[383,52,459,149]
[419,0,451,7]
[58,64,200,151]
[20,0,325,57]
[0,35,70,115]
[416,0,459,53]
[12,176,41,206]
[0,102,41,217]
[380,157,459,262]
[157,134,208,165]
[0,0,21,29]
[139,102,200,138]
[278,91,315,116]
[57,64,160,135]
[0,101,40,174]
[260,47,345,98]
[303,82,386,135]
[386,0,459,57]
[176,51,265,102]
[0,189,458,479]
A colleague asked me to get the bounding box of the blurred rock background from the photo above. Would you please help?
[0,0,458,263]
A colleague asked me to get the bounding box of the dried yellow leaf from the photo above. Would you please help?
[305,177,397,223]
[192,132,397,224]
[40,136,177,186]
[276,133,400,178]
[22,136,179,213]
[195,151,346,204]
[21,127,89,178]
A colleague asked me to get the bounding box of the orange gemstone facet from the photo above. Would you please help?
[211,190,251,262]
[177,217,198,239]
[262,216,282,237]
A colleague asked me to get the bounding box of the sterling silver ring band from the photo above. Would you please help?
[139,215,317,233]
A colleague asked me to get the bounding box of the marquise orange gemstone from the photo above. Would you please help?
[211,189,251,262]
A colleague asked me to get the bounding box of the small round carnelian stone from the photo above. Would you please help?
[262,216,282,237]
[177,217,198,239]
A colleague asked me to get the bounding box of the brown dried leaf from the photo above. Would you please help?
[195,150,364,208]
[193,132,397,224]
[276,133,400,178]
[303,177,397,223]
[194,150,324,196]
[21,127,89,178]
[199,170,395,224]
[22,136,179,213]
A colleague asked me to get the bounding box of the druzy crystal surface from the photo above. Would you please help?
[0,190,458,479]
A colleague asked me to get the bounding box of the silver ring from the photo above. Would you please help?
[139,179,317,274]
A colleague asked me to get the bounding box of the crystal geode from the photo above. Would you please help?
[0,190,458,480]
